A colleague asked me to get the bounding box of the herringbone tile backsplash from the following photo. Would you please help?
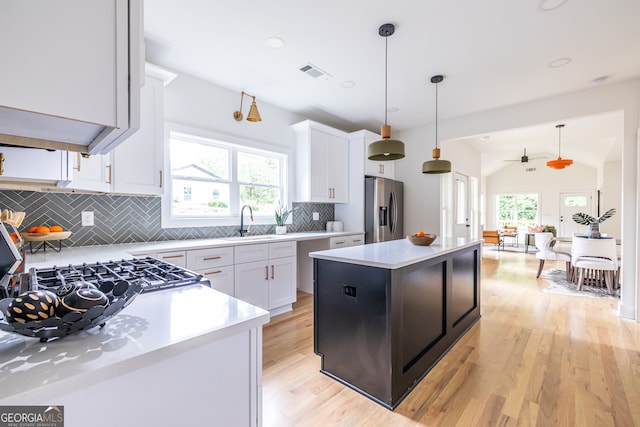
[0,191,334,247]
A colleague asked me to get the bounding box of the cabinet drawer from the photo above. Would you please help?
[329,237,349,249]
[187,246,234,270]
[268,241,297,259]
[348,234,365,246]
[156,250,187,268]
[234,244,269,264]
[198,265,234,297]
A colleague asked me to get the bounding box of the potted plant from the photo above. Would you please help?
[274,201,294,235]
[572,208,616,239]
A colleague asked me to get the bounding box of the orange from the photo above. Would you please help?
[9,232,18,241]
[416,230,425,237]
[50,225,63,232]
[35,225,50,233]
[27,226,39,233]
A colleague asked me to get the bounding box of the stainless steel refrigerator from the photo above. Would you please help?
[365,176,404,243]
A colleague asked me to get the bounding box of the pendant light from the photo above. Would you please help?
[546,124,573,169]
[367,23,405,161]
[422,75,451,174]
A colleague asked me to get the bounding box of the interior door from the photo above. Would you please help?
[453,172,471,239]
[559,192,592,237]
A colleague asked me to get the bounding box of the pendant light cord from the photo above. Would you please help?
[558,126,562,157]
[435,81,439,149]
[384,31,388,126]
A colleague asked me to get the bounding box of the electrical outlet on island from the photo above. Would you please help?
[81,211,94,226]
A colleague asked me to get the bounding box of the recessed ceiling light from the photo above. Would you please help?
[548,57,572,68]
[386,107,399,113]
[480,136,490,142]
[266,37,285,48]
[538,0,568,12]
[340,80,355,89]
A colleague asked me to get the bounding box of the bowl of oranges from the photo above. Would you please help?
[23,225,71,241]
[407,231,436,246]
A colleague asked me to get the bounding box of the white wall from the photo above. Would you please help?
[397,78,639,321]
[485,160,597,233]
[163,73,306,204]
[601,160,622,238]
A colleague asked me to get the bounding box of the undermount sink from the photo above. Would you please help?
[222,235,280,242]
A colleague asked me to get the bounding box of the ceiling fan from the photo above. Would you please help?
[503,148,547,164]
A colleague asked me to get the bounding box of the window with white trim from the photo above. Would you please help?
[495,193,538,229]
[162,126,289,228]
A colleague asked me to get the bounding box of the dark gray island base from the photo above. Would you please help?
[311,239,481,409]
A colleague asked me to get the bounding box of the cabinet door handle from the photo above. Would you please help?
[203,256,222,261]
[335,240,346,245]
[379,164,384,174]
[205,270,223,275]
[271,265,275,279]
[265,266,269,280]
[162,254,184,259]
[106,164,112,184]
[159,170,163,188]
[352,239,362,243]
[0,153,4,176]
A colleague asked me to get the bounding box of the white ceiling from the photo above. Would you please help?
[144,0,639,175]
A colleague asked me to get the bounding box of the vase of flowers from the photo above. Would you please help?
[274,201,294,234]
[572,208,616,239]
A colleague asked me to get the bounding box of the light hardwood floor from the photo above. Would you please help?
[262,249,640,426]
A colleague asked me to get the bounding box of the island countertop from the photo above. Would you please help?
[0,284,270,404]
[309,237,482,269]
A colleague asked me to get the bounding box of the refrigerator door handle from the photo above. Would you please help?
[389,191,397,234]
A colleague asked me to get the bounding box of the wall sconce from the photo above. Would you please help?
[233,91,262,122]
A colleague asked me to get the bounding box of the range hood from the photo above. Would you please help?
[0,105,139,154]
[0,0,143,155]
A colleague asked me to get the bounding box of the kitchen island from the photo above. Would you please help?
[0,285,269,427]
[310,237,481,409]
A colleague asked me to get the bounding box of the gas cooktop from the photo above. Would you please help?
[29,257,210,293]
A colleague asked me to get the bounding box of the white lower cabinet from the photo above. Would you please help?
[155,250,187,268]
[234,241,297,314]
[329,233,365,249]
[187,246,235,296]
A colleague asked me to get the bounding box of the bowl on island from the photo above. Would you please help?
[407,233,437,246]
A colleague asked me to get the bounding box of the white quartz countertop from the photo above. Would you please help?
[0,285,270,403]
[24,231,363,270]
[309,237,483,269]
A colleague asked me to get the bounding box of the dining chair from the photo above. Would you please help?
[482,230,504,250]
[534,232,572,280]
[571,237,618,294]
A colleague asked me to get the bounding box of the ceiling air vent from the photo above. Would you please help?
[299,63,332,81]
[525,167,537,173]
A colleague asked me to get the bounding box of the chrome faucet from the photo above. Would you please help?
[239,204,254,237]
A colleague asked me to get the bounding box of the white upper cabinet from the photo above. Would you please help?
[292,120,349,203]
[351,130,395,179]
[112,75,164,195]
[0,0,143,155]
[61,153,112,192]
